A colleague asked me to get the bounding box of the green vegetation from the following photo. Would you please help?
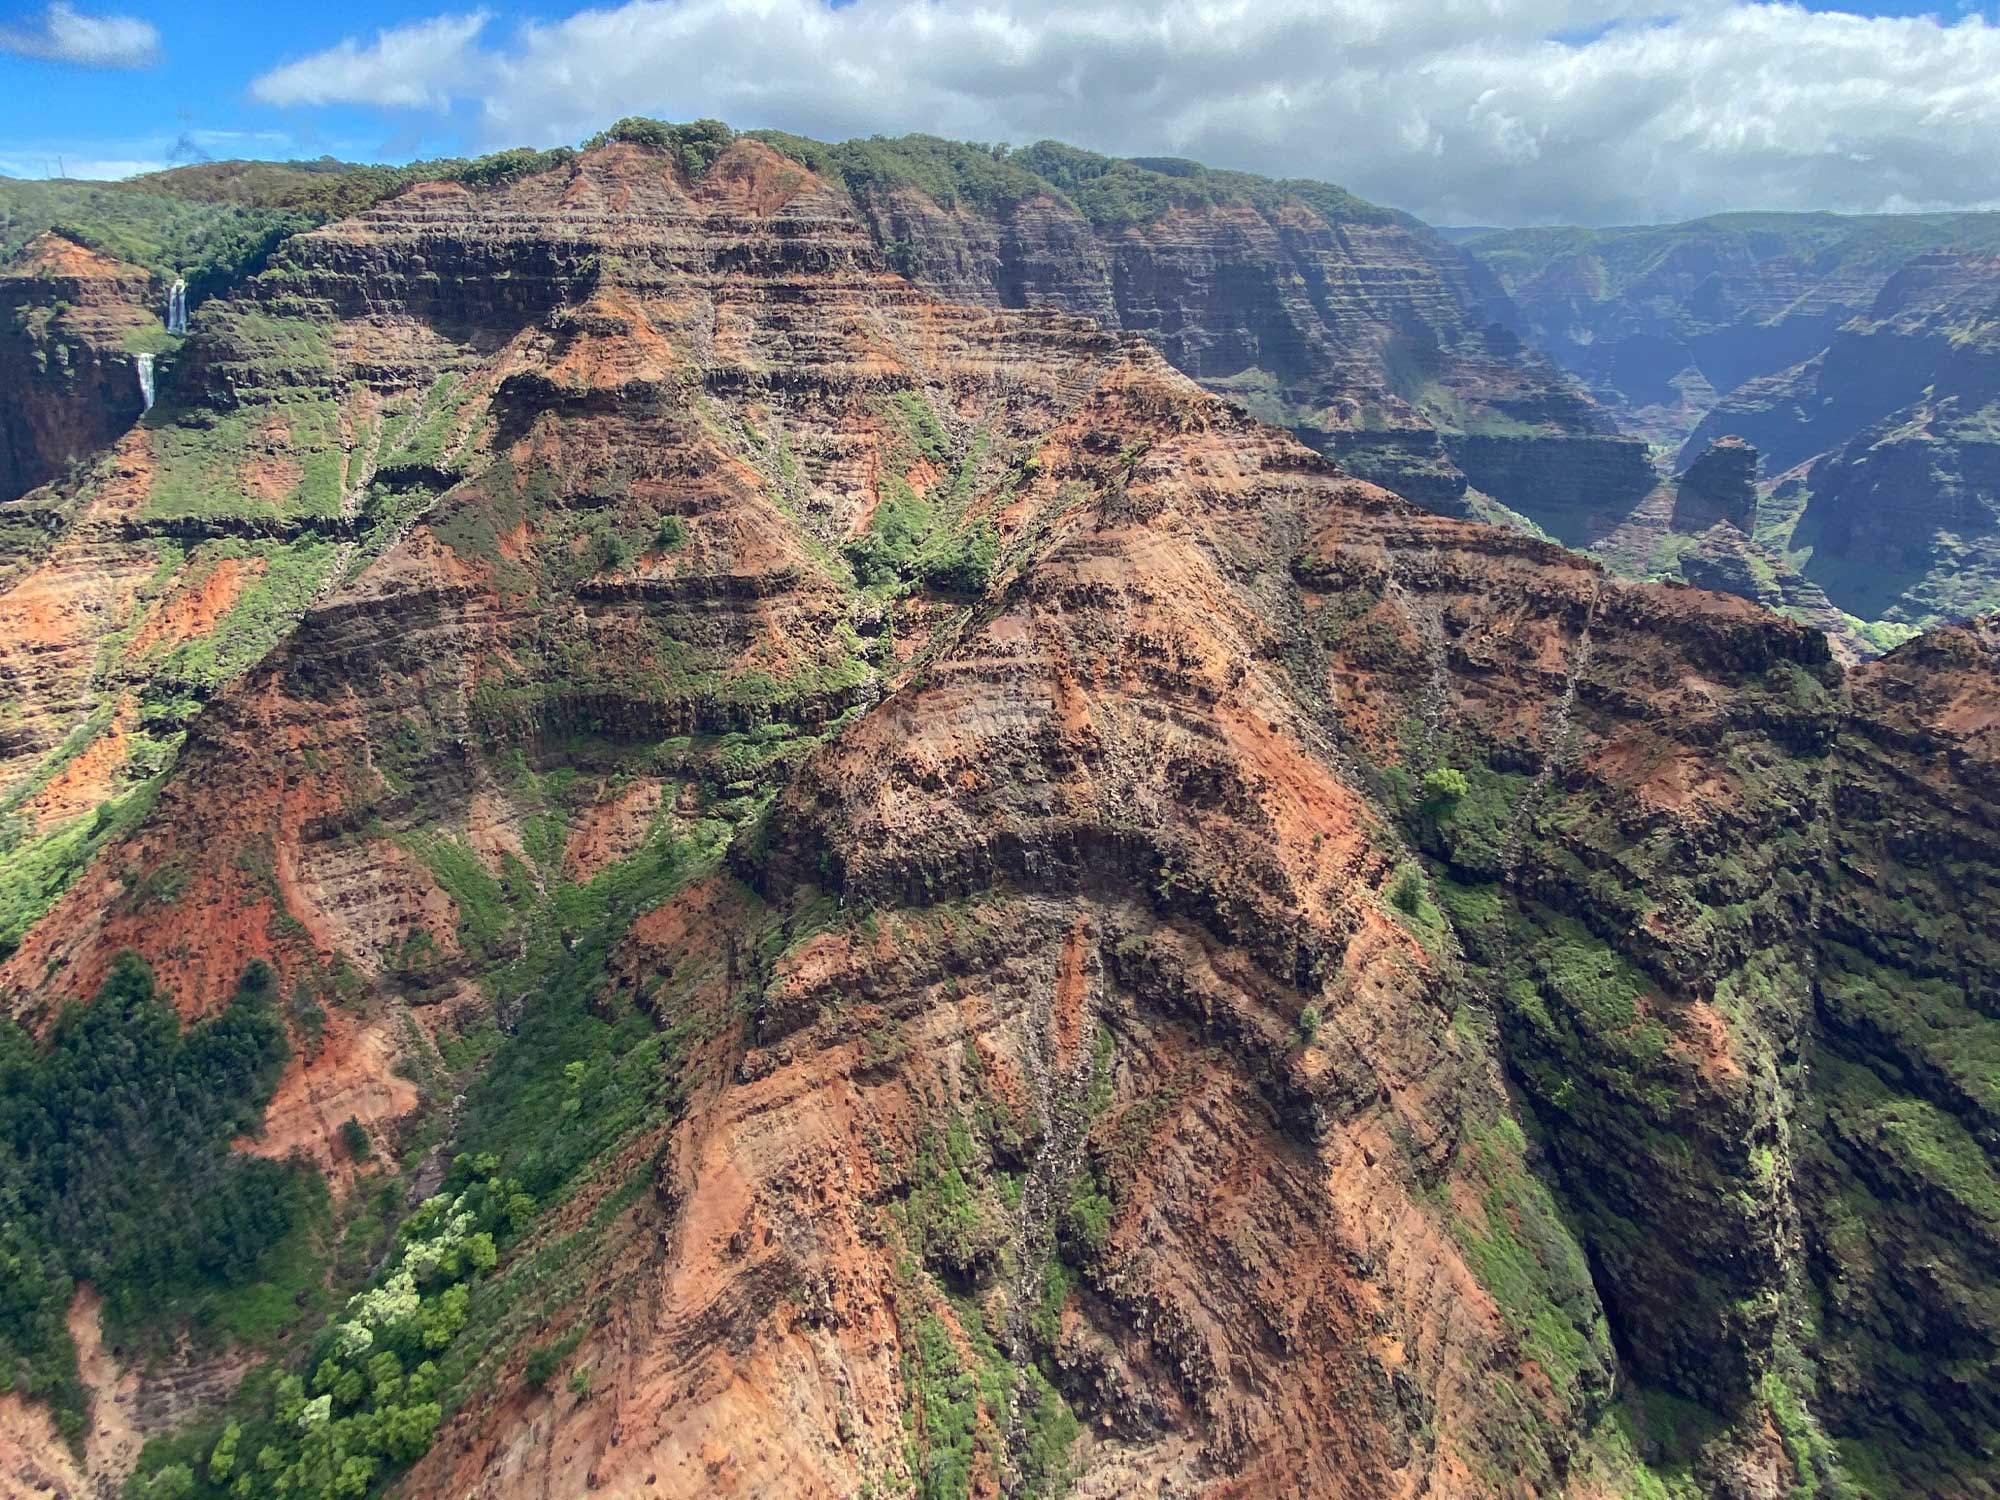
[122,779,733,1499]
[0,955,301,1437]
[0,177,311,300]
[0,774,161,956]
[583,118,734,179]
[1574,1395,1707,1500]
[126,149,572,218]
[751,132,1052,220]
[446,810,731,1202]
[898,1118,1004,1284]
[1420,765,1469,812]
[1449,1114,1614,1415]
[1389,866,1423,915]
[903,1309,979,1500]
[1462,210,2000,311]
[159,1156,527,1499]
[142,392,344,522]
[400,830,527,971]
[846,475,935,586]
[839,392,998,599]
[752,130,1403,234]
[1012,139,1402,232]
[895,1285,1077,1500]
[339,1118,372,1162]
[139,539,346,704]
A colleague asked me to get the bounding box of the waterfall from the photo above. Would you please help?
[135,353,155,412]
[166,278,187,336]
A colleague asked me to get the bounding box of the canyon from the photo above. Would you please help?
[1462,215,2000,638]
[0,124,1992,1500]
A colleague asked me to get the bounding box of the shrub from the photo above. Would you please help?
[653,515,685,550]
[452,146,577,189]
[916,523,998,597]
[1390,867,1424,915]
[1299,1005,1324,1044]
[1421,766,1470,812]
[340,1116,373,1161]
[588,526,632,575]
[585,118,735,179]
[524,1344,562,1389]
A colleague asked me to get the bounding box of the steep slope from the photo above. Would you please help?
[0,232,158,504]
[0,136,1993,1500]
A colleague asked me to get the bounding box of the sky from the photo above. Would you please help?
[2,0,1999,226]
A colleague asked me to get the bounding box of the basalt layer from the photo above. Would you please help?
[0,137,1994,1500]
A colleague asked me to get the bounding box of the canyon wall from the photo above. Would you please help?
[1466,220,2000,632]
[0,137,1991,1500]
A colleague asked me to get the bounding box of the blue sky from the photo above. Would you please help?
[4,1,2000,224]
[0,4,502,175]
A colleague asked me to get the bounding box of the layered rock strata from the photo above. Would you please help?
[0,140,1993,1500]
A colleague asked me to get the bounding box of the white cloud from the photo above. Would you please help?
[246,0,2000,225]
[252,12,491,110]
[0,3,159,67]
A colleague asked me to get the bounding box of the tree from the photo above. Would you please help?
[1390,867,1423,915]
[1421,766,1469,812]
[0,955,297,1434]
[208,1421,241,1482]
[137,1463,195,1500]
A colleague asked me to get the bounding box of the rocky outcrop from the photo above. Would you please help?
[0,233,158,503]
[1672,436,1759,533]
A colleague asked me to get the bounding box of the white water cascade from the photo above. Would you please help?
[135,352,155,412]
[166,278,187,335]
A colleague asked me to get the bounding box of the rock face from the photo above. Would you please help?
[1672,437,1759,534]
[0,137,1996,1500]
[0,233,158,503]
[1449,430,1659,546]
